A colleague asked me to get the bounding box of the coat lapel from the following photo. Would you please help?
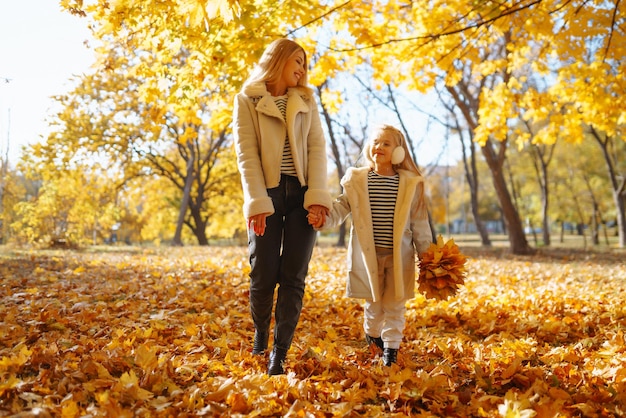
[255,96,283,119]
[393,171,419,233]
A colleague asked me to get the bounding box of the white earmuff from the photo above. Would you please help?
[391,147,405,165]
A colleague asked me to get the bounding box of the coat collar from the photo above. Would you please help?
[242,81,312,101]
[242,81,312,118]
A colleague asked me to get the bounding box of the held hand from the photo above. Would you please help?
[248,213,269,236]
[307,205,329,229]
[307,213,321,227]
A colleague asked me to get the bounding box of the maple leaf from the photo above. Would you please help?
[113,370,154,401]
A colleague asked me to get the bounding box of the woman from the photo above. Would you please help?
[232,38,331,375]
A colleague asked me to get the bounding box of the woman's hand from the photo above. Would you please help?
[248,213,269,236]
[307,205,329,228]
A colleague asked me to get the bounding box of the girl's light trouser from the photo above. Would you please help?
[363,247,406,350]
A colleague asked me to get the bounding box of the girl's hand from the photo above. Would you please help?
[307,213,320,226]
[307,205,329,228]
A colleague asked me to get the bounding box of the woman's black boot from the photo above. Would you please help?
[252,331,269,355]
[268,347,288,375]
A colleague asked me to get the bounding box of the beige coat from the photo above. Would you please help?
[233,81,332,219]
[324,167,432,302]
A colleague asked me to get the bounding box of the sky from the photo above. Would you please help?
[0,1,95,167]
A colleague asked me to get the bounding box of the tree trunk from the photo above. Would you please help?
[528,139,555,247]
[591,213,599,246]
[465,133,491,247]
[444,85,492,246]
[336,223,346,247]
[315,85,348,247]
[481,138,533,255]
[469,183,491,246]
[614,190,626,247]
[539,152,552,247]
[188,205,209,245]
[590,128,626,247]
[173,143,195,246]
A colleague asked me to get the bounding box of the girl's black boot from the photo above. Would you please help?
[383,348,398,366]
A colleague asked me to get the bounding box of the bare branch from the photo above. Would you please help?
[328,0,543,52]
[286,1,353,36]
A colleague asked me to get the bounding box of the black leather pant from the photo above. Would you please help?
[248,175,317,351]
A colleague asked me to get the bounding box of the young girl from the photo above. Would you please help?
[309,125,432,366]
[232,38,331,375]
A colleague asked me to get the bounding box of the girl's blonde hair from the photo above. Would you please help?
[243,38,310,90]
[361,125,422,175]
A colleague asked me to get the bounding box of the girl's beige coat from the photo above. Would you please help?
[233,82,332,219]
[324,167,432,302]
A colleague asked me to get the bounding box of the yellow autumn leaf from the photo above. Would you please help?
[2,245,625,416]
[418,235,467,300]
[135,344,158,371]
[61,399,80,418]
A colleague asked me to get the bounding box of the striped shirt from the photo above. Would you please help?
[368,170,399,248]
[274,96,297,177]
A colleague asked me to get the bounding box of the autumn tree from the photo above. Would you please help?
[435,78,493,246]
[35,39,240,245]
[310,0,624,252]
[143,128,233,246]
[64,0,625,251]
[11,164,119,246]
[0,167,29,244]
[587,128,626,246]
[506,117,557,247]
[553,136,619,246]
[59,0,351,244]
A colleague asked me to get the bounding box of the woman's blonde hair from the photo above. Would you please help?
[361,125,422,175]
[244,38,309,89]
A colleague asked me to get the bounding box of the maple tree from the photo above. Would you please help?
[1,245,625,415]
[437,81,494,247]
[550,139,617,245]
[503,138,618,247]
[10,165,120,247]
[52,0,624,252]
[26,39,242,246]
[0,167,27,245]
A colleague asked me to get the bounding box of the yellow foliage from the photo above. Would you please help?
[320,88,343,114]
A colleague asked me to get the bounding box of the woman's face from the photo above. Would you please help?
[280,50,306,88]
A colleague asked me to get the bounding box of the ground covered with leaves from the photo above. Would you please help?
[1,245,625,417]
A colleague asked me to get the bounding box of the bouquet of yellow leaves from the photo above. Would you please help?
[418,235,467,300]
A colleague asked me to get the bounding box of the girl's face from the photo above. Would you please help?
[280,50,306,88]
[370,133,396,166]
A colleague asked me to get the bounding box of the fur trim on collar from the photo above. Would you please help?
[241,81,313,100]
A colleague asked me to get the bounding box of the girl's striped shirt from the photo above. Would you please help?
[368,170,399,248]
